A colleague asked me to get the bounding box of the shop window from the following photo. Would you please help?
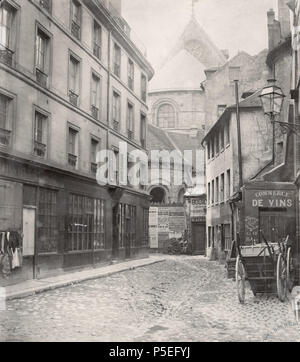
[68,194,105,252]
[37,188,59,254]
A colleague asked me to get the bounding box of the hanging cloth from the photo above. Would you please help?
[11,248,20,270]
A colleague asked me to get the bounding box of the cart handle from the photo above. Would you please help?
[261,231,275,265]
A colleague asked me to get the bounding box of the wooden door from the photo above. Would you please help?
[192,223,206,255]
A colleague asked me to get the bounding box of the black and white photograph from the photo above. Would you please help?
[0,0,300,346]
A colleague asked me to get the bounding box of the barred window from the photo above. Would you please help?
[68,194,105,252]
[37,188,59,253]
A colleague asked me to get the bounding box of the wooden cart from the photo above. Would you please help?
[235,234,294,303]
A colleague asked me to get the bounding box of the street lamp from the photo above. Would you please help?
[259,79,285,118]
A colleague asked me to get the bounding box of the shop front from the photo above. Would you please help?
[0,154,150,286]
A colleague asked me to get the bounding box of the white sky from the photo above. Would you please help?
[122,0,277,70]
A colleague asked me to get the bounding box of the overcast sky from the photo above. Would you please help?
[122,0,277,70]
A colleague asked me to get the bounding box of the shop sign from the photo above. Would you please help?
[249,190,294,209]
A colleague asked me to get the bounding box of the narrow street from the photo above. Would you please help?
[1,256,299,342]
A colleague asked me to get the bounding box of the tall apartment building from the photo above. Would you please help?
[0,0,154,286]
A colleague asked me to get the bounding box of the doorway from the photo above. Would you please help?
[192,222,206,255]
[22,207,36,278]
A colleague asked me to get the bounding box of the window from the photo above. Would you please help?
[141,74,147,102]
[0,2,16,66]
[35,27,50,87]
[37,188,58,254]
[111,148,119,184]
[225,120,230,146]
[215,132,219,155]
[93,21,102,59]
[39,0,52,12]
[91,73,100,120]
[216,177,219,204]
[211,137,215,158]
[207,141,211,160]
[112,91,120,131]
[71,0,81,40]
[90,138,99,174]
[128,58,134,91]
[220,173,225,203]
[140,113,146,148]
[157,104,176,129]
[208,183,211,206]
[68,127,79,169]
[211,180,215,205]
[127,102,134,140]
[34,111,48,158]
[0,93,12,146]
[113,43,121,77]
[217,105,227,118]
[224,224,232,252]
[68,194,105,252]
[220,126,224,151]
[69,54,80,105]
[226,169,231,199]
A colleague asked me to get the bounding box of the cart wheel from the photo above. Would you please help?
[287,247,295,292]
[277,253,287,302]
[236,255,246,304]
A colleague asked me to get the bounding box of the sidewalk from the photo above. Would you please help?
[3,255,166,301]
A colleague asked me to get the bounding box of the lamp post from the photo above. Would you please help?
[259,79,285,163]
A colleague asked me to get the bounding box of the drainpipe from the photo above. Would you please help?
[234,80,243,189]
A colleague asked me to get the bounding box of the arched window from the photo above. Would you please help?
[157,104,176,129]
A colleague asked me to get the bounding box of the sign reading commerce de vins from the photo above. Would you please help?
[249,190,294,208]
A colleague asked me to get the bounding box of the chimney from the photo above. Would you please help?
[221,49,230,60]
[268,8,276,50]
[278,0,291,38]
[110,0,122,15]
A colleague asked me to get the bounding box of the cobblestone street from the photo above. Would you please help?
[1,256,300,342]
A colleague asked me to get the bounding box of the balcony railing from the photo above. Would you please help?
[71,21,81,40]
[68,153,77,169]
[91,105,99,120]
[0,128,11,146]
[127,130,133,140]
[36,68,48,88]
[93,43,101,59]
[91,162,98,175]
[69,90,79,106]
[0,46,14,67]
[39,0,52,12]
[34,140,47,158]
[113,120,119,131]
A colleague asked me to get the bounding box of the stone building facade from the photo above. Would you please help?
[0,0,154,286]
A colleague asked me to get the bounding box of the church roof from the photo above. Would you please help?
[149,49,207,91]
[149,16,227,92]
